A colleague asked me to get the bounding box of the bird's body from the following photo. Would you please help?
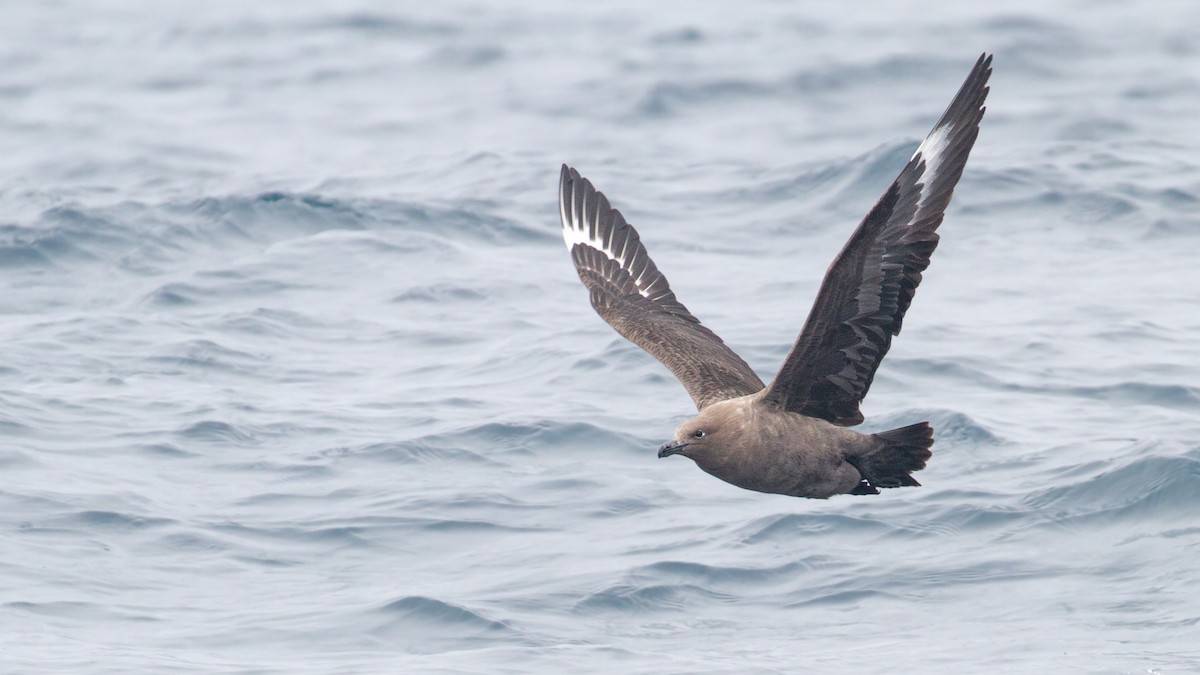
[668,393,868,499]
[557,54,992,499]
[660,392,932,498]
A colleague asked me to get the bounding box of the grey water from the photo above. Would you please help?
[2,1,1199,672]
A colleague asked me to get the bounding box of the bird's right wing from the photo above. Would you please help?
[559,165,765,411]
[761,54,992,425]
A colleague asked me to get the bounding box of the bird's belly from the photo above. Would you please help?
[697,442,858,499]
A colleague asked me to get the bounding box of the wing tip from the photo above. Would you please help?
[972,52,994,83]
[913,52,992,169]
[928,53,993,134]
[559,163,576,194]
[559,163,584,249]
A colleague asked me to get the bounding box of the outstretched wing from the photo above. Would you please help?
[761,53,993,425]
[559,165,765,410]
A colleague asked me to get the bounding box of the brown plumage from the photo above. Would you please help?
[558,54,992,498]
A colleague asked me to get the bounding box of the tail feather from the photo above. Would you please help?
[848,422,934,491]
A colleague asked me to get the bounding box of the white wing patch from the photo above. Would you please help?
[912,122,953,209]
[560,177,657,300]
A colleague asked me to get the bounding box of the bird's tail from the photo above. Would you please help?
[850,422,934,491]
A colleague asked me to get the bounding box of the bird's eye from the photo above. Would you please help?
[692,430,706,439]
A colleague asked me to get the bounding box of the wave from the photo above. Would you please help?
[142,278,310,308]
[635,54,980,119]
[309,13,460,37]
[1061,382,1200,410]
[336,421,647,466]
[0,193,547,280]
[573,582,734,614]
[378,595,510,630]
[212,308,333,338]
[371,596,520,654]
[736,512,891,545]
[1023,451,1200,524]
[38,509,175,532]
[0,448,37,468]
[5,600,154,622]
[629,559,811,589]
[177,420,257,443]
[391,283,489,304]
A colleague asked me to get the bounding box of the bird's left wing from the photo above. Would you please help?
[559,165,765,410]
[761,53,992,425]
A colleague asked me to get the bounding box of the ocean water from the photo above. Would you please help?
[2,0,1199,672]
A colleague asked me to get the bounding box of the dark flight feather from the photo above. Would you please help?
[559,165,765,410]
[760,54,992,425]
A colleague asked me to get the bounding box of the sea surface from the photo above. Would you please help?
[2,1,1199,673]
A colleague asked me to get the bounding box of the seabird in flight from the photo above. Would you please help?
[558,54,992,498]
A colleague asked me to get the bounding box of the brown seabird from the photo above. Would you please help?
[558,54,992,498]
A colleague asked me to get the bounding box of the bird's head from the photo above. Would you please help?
[657,400,744,464]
